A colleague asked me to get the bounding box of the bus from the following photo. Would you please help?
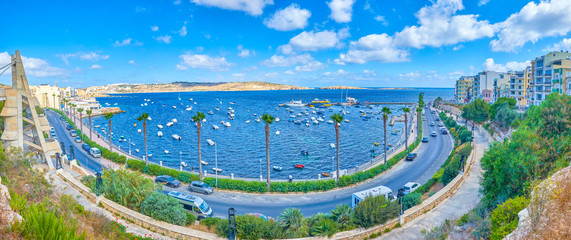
[167,190,213,220]
[351,185,396,208]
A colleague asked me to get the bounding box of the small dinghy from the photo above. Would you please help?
[212,167,223,173]
[275,131,280,135]
[157,131,163,137]
[206,139,215,146]
[322,172,331,177]
[300,150,309,155]
[172,134,181,140]
[273,166,282,171]
[157,125,163,129]
[212,125,219,130]
[164,150,169,154]
[201,160,208,166]
[294,164,305,169]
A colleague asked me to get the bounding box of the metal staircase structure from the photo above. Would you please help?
[0,50,54,168]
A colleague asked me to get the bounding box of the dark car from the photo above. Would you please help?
[440,128,448,134]
[422,137,429,143]
[405,153,418,161]
[189,181,214,195]
[155,175,181,188]
[82,143,91,152]
[66,124,72,130]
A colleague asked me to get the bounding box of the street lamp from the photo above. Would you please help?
[128,138,131,155]
[259,159,262,182]
[215,142,218,188]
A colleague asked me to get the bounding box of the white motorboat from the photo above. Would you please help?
[201,160,208,165]
[172,119,177,123]
[172,106,177,109]
[327,120,334,124]
[212,124,219,130]
[330,143,335,148]
[212,168,223,173]
[275,118,280,122]
[255,118,260,123]
[135,149,140,152]
[157,131,163,137]
[246,120,250,124]
[137,129,141,133]
[172,134,181,140]
[208,111,214,115]
[275,131,280,135]
[164,150,169,154]
[140,104,144,106]
[284,100,305,107]
[157,125,163,129]
[147,117,152,121]
[144,103,148,106]
[181,162,187,167]
[306,123,310,127]
[318,117,324,122]
[202,119,207,122]
[344,119,350,123]
[166,122,174,127]
[223,122,231,127]
[186,107,192,111]
[94,125,101,128]
[206,139,215,146]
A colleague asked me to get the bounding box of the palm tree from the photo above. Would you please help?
[137,113,150,165]
[278,208,307,238]
[382,107,392,164]
[192,112,206,179]
[261,113,275,191]
[86,109,93,140]
[104,113,114,153]
[52,94,55,109]
[77,108,84,142]
[57,95,61,110]
[330,113,343,182]
[416,107,422,137]
[402,107,411,152]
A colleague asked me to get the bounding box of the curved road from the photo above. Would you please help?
[47,108,453,218]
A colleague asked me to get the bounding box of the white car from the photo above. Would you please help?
[431,131,438,137]
[403,182,420,194]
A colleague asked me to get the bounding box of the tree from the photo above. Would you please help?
[192,112,206,179]
[331,204,353,230]
[261,113,274,192]
[330,113,344,182]
[137,113,150,165]
[417,92,425,136]
[462,98,490,125]
[104,113,114,153]
[382,107,392,164]
[489,97,517,120]
[402,107,411,152]
[57,95,61,110]
[86,109,92,140]
[352,194,399,228]
[77,108,84,143]
[539,93,571,138]
[52,93,56,109]
[278,208,308,238]
[141,192,187,226]
[494,102,520,128]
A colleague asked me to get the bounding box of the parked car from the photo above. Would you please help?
[89,148,101,158]
[430,122,435,126]
[438,122,444,127]
[82,143,91,152]
[155,175,181,188]
[435,118,440,122]
[66,124,72,130]
[422,137,429,143]
[431,131,438,137]
[70,131,77,137]
[440,128,448,134]
[189,181,214,195]
[403,182,420,194]
[74,137,81,143]
[405,153,418,161]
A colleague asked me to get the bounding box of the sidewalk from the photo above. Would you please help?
[376,124,489,239]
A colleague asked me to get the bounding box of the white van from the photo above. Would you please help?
[167,191,213,220]
[89,148,101,158]
[352,185,396,208]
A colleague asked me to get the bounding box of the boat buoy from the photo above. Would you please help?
[374,142,380,146]
[134,123,137,127]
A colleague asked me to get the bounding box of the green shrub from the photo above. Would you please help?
[352,195,399,228]
[441,156,461,186]
[200,217,223,230]
[402,192,422,211]
[140,192,187,226]
[186,212,197,225]
[309,218,338,237]
[235,215,277,240]
[93,169,157,211]
[15,203,86,240]
[489,196,529,240]
[126,159,146,172]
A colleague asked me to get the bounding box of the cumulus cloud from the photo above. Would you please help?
[544,38,571,52]
[0,52,69,78]
[178,26,187,37]
[191,0,273,16]
[374,15,388,26]
[113,38,132,47]
[363,69,377,76]
[334,33,409,64]
[264,4,311,31]
[262,53,314,67]
[328,0,356,23]
[288,30,346,52]
[323,69,349,76]
[478,0,490,6]
[155,35,172,44]
[151,25,159,31]
[237,45,253,58]
[294,60,325,72]
[491,0,571,52]
[176,53,233,71]
[482,58,530,72]
[57,52,109,65]
[89,64,102,70]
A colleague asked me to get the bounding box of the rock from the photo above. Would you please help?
[0,178,23,226]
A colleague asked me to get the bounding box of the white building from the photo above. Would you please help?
[473,71,502,102]
[30,84,61,109]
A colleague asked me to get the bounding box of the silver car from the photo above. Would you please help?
[189,181,213,195]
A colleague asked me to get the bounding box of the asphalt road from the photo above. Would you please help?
[47,108,453,218]
[46,110,104,173]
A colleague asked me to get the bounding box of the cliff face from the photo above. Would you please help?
[0,177,22,227]
[83,81,311,95]
[506,165,571,239]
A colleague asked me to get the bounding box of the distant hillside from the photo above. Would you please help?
[82,81,312,96]
[318,86,368,90]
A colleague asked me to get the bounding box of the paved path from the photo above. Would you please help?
[377,125,489,239]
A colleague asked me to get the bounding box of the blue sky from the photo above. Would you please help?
[2,0,571,88]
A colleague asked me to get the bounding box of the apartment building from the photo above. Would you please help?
[494,72,515,101]
[552,59,571,95]
[509,67,531,106]
[528,51,571,106]
[454,76,474,103]
[473,71,502,101]
[30,84,61,109]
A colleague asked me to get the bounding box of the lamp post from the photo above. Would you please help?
[128,138,131,155]
[215,142,218,188]
[180,151,183,171]
[259,159,262,182]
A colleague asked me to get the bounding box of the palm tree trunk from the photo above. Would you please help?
[88,116,92,140]
[108,119,113,153]
[335,123,340,182]
[405,113,408,152]
[198,122,203,179]
[144,121,148,165]
[265,123,270,192]
[79,112,83,143]
[384,119,387,164]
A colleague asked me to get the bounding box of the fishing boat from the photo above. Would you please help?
[294,164,305,169]
[212,167,223,173]
[172,134,181,140]
[300,150,309,155]
[322,172,330,177]
[157,131,163,137]
[284,100,305,108]
[206,139,215,146]
[157,125,163,129]
[273,166,282,171]
[275,131,280,135]
[201,160,208,165]
[212,124,219,130]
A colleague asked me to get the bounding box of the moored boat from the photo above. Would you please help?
[294,164,305,169]
[172,134,181,140]
[273,166,282,171]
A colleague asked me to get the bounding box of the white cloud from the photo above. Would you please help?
[232,73,245,77]
[482,58,530,72]
[178,26,187,37]
[294,60,325,72]
[262,53,314,67]
[90,64,102,70]
[334,33,409,64]
[374,15,388,26]
[453,45,464,51]
[264,4,311,31]
[288,30,344,52]
[394,0,495,49]
[328,0,356,23]
[363,69,377,76]
[264,72,279,77]
[176,53,233,71]
[284,70,296,75]
[0,52,69,78]
[191,0,273,16]
[128,60,136,65]
[478,0,490,6]
[237,45,253,58]
[57,52,109,65]
[544,38,571,52]
[155,35,172,44]
[174,0,181,5]
[491,0,571,52]
[324,69,349,76]
[113,38,132,47]
[151,25,159,31]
